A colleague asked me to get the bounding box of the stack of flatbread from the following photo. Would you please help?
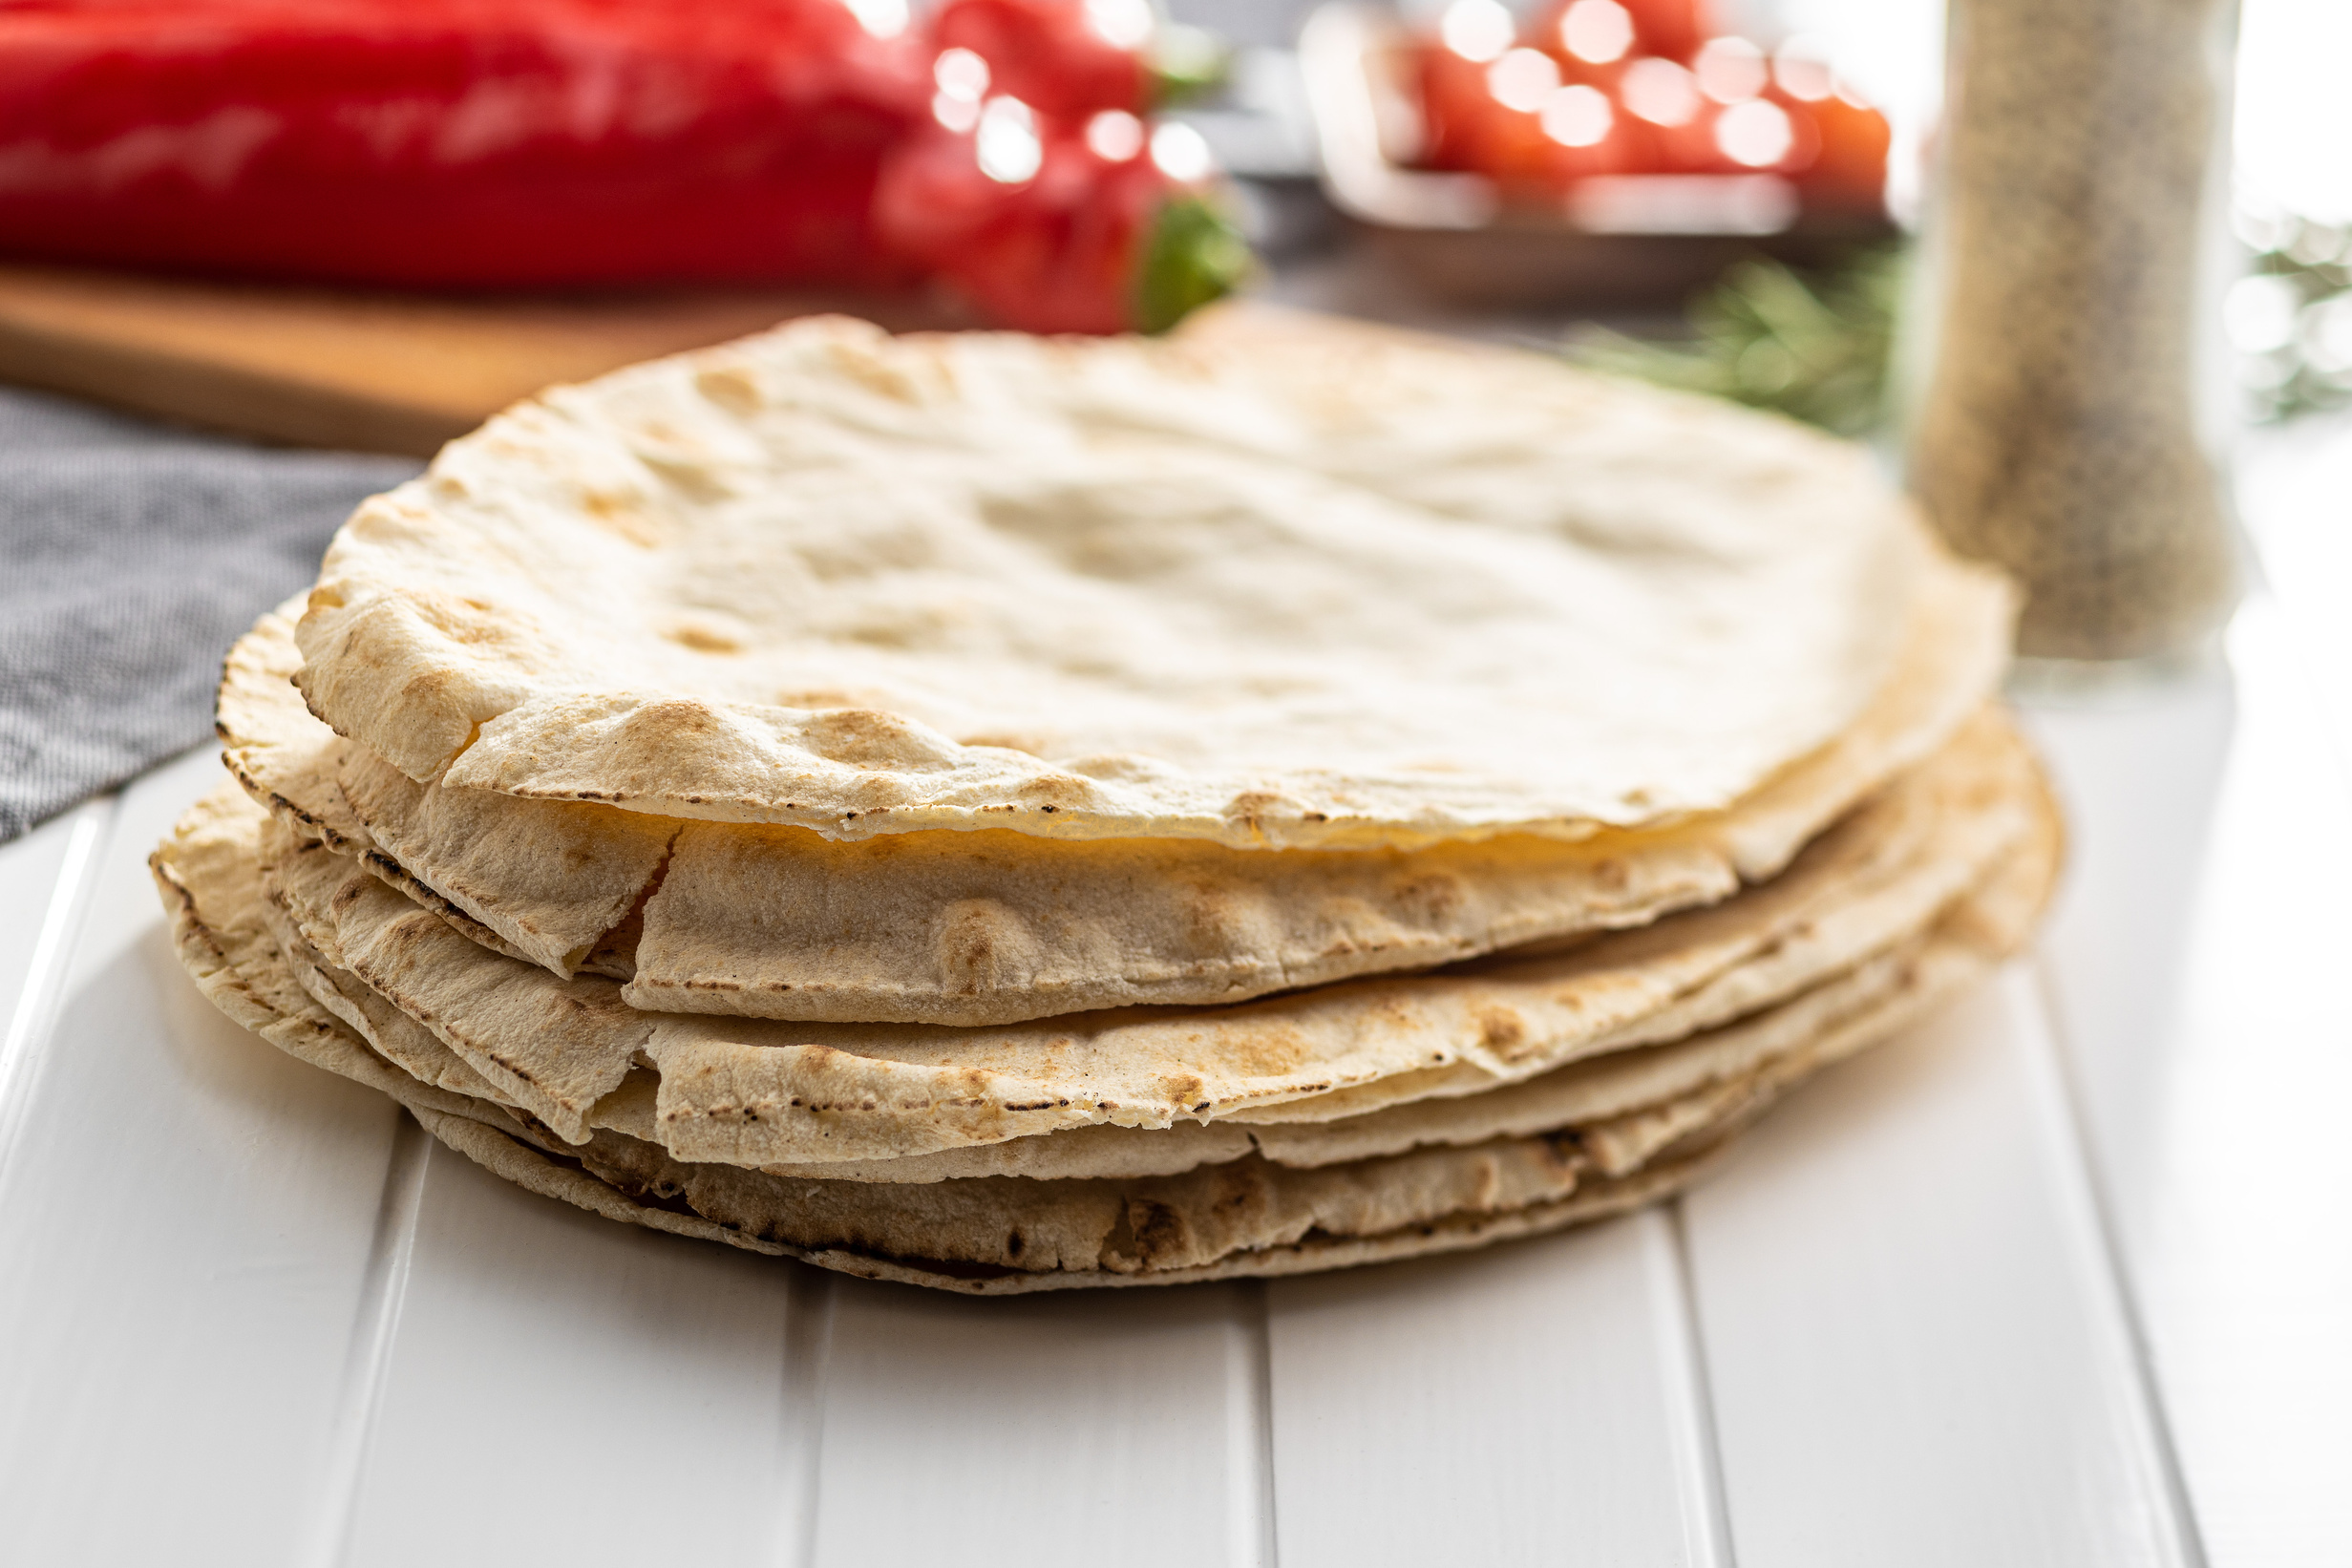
[154,308,2058,1295]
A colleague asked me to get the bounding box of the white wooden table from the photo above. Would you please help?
[5,426,2348,1567]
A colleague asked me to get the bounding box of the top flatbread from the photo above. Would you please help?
[292,306,1939,850]
[221,524,2008,1021]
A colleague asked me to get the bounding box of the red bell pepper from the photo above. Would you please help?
[927,0,1149,117]
[0,0,931,287]
[924,0,1223,119]
[874,96,1246,334]
[0,0,1251,332]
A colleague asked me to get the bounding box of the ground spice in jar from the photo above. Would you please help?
[1908,0,2238,661]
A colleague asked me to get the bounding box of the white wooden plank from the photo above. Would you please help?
[2028,596,2352,1567]
[340,1134,820,1568]
[2236,413,2352,777]
[0,749,406,1566]
[1682,974,2193,1568]
[1265,1210,1721,1568]
[2015,667,2235,1163]
[810,1275,1266,1568]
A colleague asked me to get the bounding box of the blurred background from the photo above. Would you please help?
[3,0,2346,836]
[3,0,2343,446]
[1155,0,2352,434]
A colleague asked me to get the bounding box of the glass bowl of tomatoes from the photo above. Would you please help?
[1299,0,1896,307]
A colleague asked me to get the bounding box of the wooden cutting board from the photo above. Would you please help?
[0,262,964,456]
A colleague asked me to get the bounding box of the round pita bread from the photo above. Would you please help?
[222,527,2010,1022]
[289,308,1947,851]
[242,740,2056,1187]
[155,783,2048,1291]
[247,710,2047,1168]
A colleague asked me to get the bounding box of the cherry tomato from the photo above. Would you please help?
[1414,40,1498,170]
[1533,0,1711,66]
[1621,0,1712,63]
[1795,92,1889,210]
[1605,54,1716,171]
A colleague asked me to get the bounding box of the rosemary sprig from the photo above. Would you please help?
[1566,247,1904,438]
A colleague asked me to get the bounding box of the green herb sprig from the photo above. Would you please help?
[1566,247,1904,439]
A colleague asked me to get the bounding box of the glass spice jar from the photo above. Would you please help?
[1905,0,2242,666]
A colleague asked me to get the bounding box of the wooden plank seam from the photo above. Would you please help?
[1647,1203,1737,1568]
[2020,960,2212,1568]
[0,796,114,1185]
[773,1265,837,1568]
[297,1112,432,1568]
[1224,1280,1279,1568]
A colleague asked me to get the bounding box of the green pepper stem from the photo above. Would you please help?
[1135,194,1252,333]
[1148,25,1230,108]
